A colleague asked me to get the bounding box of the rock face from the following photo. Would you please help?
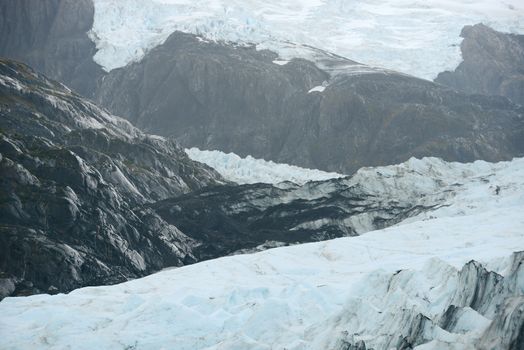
[436,24,524,107]
[0,59,224,298]
[95,32,329,162]
[0,0,103,97]
[96,31,524,174]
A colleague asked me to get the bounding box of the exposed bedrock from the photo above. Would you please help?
[436,23,524,107]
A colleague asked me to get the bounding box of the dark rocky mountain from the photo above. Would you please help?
[1,1,523,173]
[0,58,224,298]
[94,31,329,160]
[436,24,524,107]
[0,0,103,97]
[95,31,524,174]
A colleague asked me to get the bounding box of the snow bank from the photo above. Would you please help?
[185,147,345,185]
[90,0,524,79]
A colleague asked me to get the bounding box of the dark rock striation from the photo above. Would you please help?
[148,158,462,260]
[0,59,223,298]
[436,23,524,107]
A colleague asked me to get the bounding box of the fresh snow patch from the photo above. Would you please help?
[272,60,289,65]
[0,75,25,92]
[90,0,524,79]
[185,147,345,184]
[308,85,326,93]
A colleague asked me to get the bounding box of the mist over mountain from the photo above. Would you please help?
[0,0,104,97]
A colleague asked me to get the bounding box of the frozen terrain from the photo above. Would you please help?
[90,0,524,79]
[186,147,345,184]
[1,157,523,349]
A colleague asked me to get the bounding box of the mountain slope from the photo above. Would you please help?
[0,0,104,97]
[0,58,223,298]
[1,58,523,349]
[435,24,524,106]
[1,167,522,348]
[2,58,521,299]
[96,31,524,174]
[2,3,523,174]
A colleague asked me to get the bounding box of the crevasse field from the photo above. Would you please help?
[186,147,345,185]
[90,0,524,78]
[1,156,523,349]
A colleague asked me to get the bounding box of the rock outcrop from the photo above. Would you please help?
[149,180,433,260]
[0,59,223,298]
[436,24,524,107]
[0,0,103,97]
[148,155,514,261]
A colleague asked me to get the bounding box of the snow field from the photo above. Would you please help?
[90,0,524,79]
[1,157,523,349]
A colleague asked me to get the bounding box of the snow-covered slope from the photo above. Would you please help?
[1,157,524,349]
[345,156,524,226]
[90,0,524,79]
[186,147,345,184]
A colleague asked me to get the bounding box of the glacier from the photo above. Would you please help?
[1,157,523,349]
[185,147,345,185]
[90,0,524,79]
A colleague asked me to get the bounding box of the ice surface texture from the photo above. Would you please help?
[186,147,345,184]
[90,0,524,79]
[1,157,524,349]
